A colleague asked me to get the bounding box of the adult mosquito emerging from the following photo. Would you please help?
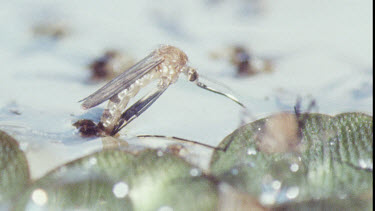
[79,45,245,140]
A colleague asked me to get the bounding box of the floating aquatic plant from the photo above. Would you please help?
[210,112,373,210]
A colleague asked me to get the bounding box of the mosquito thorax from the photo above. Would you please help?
[155,45,188,66]
[155,45,189,84]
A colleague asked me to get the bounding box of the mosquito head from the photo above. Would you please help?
[186,67,199,82]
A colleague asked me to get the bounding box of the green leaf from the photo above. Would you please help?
[210,112,373,210]
[16,149,218,211]
[0,130,30,208]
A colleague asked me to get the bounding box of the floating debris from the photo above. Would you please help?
[72,119,104,137]
[166,144,188,156]
[211,45,273,77]
[32,21,69,40]
[255,98,316,154]
[255,113,301,154]
[9,109,21,115]
[89,50,135,81]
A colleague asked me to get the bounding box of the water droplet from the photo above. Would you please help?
[271,180,282,190]
[290,163,299,172]
[358,159,372,169]
[32,188,48,206]
[259,192,276,205]
[89,157,97,165]
[247,148,257,155]
[246,161,255,168]
[157,150,164,157]
[231,168,239,175]
[189,168,200,177]
[338,193,347,199]
[262,174,273,183]
[158,205,173,211]
[286,186,299,199]
[358,159,367,168]
[112,182,129,198]
[19,142,29,151]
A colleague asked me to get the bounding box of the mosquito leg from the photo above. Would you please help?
[100,94,131,134]
[136,135,225,151]
[110,85,169,136]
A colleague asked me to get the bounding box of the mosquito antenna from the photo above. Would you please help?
[195,81,246,108]
[137,135,226,151]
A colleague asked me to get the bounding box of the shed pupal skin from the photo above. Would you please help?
[100,45,199,135]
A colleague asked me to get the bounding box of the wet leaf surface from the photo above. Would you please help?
[16,149,218,211]
[210,112,373,210]
[0,130,30,208]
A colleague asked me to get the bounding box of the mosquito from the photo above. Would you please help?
[79,45,245,148]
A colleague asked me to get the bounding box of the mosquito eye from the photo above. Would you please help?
[188,71,198,82]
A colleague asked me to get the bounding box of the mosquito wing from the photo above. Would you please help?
[110,85,169,135]
[80,53,163,109]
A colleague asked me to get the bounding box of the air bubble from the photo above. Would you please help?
[31,188,48,206]
[286,186,299,199]
[259,192,276,205]
[157,150,164,157]
[89,157,97,165]
[19,142,29,151]
[112,182,129,198]
[231,168,239,175]
[247,148,257,155]
[189,168,200,177]
[158,205,173,211]
[290,163,299,172]
[271,180,282,190]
